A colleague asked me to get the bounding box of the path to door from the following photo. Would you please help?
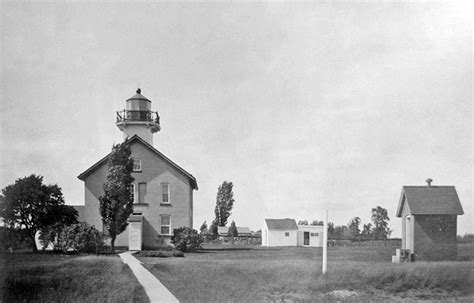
[119,252,179,303]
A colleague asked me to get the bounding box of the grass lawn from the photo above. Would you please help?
[0,251,149,302]
[139,244,474,302]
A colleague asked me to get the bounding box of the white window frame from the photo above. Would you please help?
[133,159,142,172]
[160,215,171,235]
[284,232,290,237]
[161,183,170,204]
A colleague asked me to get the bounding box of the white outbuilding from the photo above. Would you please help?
[262,218,325,247]
[297,224,324,247]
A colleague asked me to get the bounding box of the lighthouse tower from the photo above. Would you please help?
[116,88,161,145]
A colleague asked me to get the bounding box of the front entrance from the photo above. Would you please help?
[129,216,143,251]
[304,232,310,245]
[405,216,413,253]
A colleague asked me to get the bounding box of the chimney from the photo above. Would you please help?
[426,178,433,187]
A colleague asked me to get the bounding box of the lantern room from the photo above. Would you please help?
[116,88,161,145]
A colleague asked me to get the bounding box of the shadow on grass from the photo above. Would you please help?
[194,247,285,253]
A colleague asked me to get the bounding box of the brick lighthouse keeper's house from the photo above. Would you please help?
[78,89,198,250]
[396,178,463,261]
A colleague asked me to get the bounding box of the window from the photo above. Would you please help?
[129,184,135,203]
[161,183,170,204]
[160,215,171,235]
[138,182,147,204]
[285,232,289,237]
[133,159,141,172]
[311,233,319,237]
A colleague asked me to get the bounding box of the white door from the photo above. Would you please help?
[129,221,143,251]
[405,216,413,253]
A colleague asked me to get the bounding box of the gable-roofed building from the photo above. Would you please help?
[217,226,252,237]
[396,178,463,261]
[77,89,197,250]
[262,218,324,247]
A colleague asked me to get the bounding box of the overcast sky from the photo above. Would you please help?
[1,1,472,237]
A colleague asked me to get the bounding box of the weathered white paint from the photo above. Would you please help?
[262,219,325,247]
[266,229,298,246]
[129,220,143,251]
[296,225,324,247]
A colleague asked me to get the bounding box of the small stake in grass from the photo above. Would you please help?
[322,209,328,275]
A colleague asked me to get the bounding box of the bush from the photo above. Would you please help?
[39,223,64,251]
[56,223,104,253]
[171,227,203,252]
[0,227,31,250]
[135,250,184,258]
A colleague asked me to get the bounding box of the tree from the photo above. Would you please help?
[213,181,234,227]
[209,220,218,239]
[371,206,391,239]
[99,141,135,252]
[38,204,81,250]
[228,220,238,237]
[311,220,324,226]
[298,220,308,225]
[171,227,203,252]
[332,225,348,240]
[327,222,335,239]
[347,217,361,240]
[199,220,208,235]
[361,223,372,239]
[0,174,77,252]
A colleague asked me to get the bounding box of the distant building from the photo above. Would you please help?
[217,226,252,237]
[396,179,463,261]
[77,89,197,250]
[262,218,324,247]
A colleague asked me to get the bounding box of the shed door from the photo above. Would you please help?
[406,216,413,252]
[304,232,310,245]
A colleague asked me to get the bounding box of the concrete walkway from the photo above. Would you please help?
[119,252,179,303]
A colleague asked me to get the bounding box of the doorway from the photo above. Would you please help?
[406,216,413,253]
[304,232,310,245]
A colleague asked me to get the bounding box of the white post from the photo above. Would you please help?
[322,209,328,275]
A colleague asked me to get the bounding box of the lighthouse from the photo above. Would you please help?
[78,88,198,250]
[116,88,160,145]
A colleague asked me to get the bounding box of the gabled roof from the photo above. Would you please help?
[396,186,463,217]
[265,218,298,230]
[217,226,252,236]
[77,135,198,190]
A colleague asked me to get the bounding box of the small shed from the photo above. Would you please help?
[396,179,464,261]
[262,218,298,247]
[297,225,324,247]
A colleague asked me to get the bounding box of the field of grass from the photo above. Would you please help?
[139,244,474,302]
[0,251,149,302]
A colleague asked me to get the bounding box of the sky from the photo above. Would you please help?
[1,1,472,237]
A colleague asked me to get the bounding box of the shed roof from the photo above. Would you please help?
[265,218,298,230]
[396,186,464,217]
[77,135,198,189]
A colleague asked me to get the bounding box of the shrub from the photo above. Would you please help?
[0,227,31,250]
[171,227,203,252]
[135,250,184,258]
[57,223,104,253]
